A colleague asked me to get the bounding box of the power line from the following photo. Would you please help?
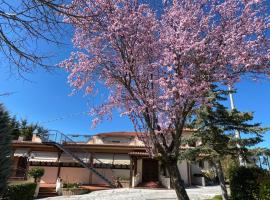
[41,111,89,124]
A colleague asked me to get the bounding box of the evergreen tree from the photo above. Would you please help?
[8,117,47,141]
[250,148,270,170]
[0,104,12,195]
[183,89,268,200]
[8,116,21,140]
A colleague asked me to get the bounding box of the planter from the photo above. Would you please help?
[62,188,89,196]
[159,175,171,189]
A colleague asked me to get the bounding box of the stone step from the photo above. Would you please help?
[37,192,58,199]
[39,187,56,192]
[38,187,58,199]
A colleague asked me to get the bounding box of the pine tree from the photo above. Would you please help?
[250,148,270,170]
[8,116,21,140]
[0,104,12,195]
[183,88,268,200]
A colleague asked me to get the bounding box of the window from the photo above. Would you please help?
[111,140,121,143]
[103,136,133,144]
[199,160,204,168]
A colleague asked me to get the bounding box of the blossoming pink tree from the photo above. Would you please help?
[61,1,270,199]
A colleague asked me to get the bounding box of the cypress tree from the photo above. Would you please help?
[0,104,12,195]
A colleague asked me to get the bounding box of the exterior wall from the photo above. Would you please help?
[191,162,202,174]
[159,175,170,189]
[132,159,142,187]
[88,136,104,144]
[29,166,58,184]
[91,169,130,185]
[11,157,20,177]
[158,161,170,188]
[29,166,130,185]
[113,169,130,180]
[31,134,42,143]
[178,160,189,185]
[203,160,210,170]
[190,161,209,186]
[60,167,91,184]
[191,162,203,185]
[102,136,133,144]
[130,137,144,146]
[87,135,144,146]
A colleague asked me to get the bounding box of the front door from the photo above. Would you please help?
[142,159,159,182]
[16,157,28,178]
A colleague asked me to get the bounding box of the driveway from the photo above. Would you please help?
[41,186,221,200]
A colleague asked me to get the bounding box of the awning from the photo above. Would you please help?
[29,151,58,162]
[129,151,149,157]
[93,153,114,164]
[93,154,130,165]
[14,149,29,157]
[113,154,130,165]
[60,153,90,163]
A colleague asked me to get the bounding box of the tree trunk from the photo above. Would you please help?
[34,178,41,198]
[167,160,190,200]
[213,160,228,200]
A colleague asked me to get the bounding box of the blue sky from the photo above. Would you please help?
[0,67,269,147]
[0,0,269,148]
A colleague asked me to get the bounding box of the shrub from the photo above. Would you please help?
[201,169,217,183]
[201,169,218,185]
[211,195,222,200]
[3,183,36,200]
[63,183,80,189]
[229,166,265,200]
[28,167,44,183]
[259,177,270,200]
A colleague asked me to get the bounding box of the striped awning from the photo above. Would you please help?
[29,151,58,162]
[113,154,130,165]
[60,152,90,163]
[129,151,149,157]
[93,153,114,164]
[93,154,130,165]
[14,149,29,157]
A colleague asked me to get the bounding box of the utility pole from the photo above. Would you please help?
[228,85,246,166]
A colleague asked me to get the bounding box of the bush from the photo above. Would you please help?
[229,166,265,200]
[259,177,270,200]
[210,195,222,200]
[3,183,36,200]
[201,169,217,184]
[28,167,44,182]
[63,183,80,189]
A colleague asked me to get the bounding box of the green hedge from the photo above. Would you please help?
[259,177,270,200]
[3,183,36,200]
[229,166,262,200]
[229,166,270,200]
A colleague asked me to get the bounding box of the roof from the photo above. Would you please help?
[95,132,141,137]
[11,141,146,153]
[94,129,194,138]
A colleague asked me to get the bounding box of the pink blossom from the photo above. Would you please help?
[60,0,270,155]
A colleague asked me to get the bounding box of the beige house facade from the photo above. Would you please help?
[11,131,210,188]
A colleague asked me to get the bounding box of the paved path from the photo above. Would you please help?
[41,186,221,200]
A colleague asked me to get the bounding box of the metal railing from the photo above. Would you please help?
[38,130,117,187]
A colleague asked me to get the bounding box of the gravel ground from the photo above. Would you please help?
[41,186,221,200]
